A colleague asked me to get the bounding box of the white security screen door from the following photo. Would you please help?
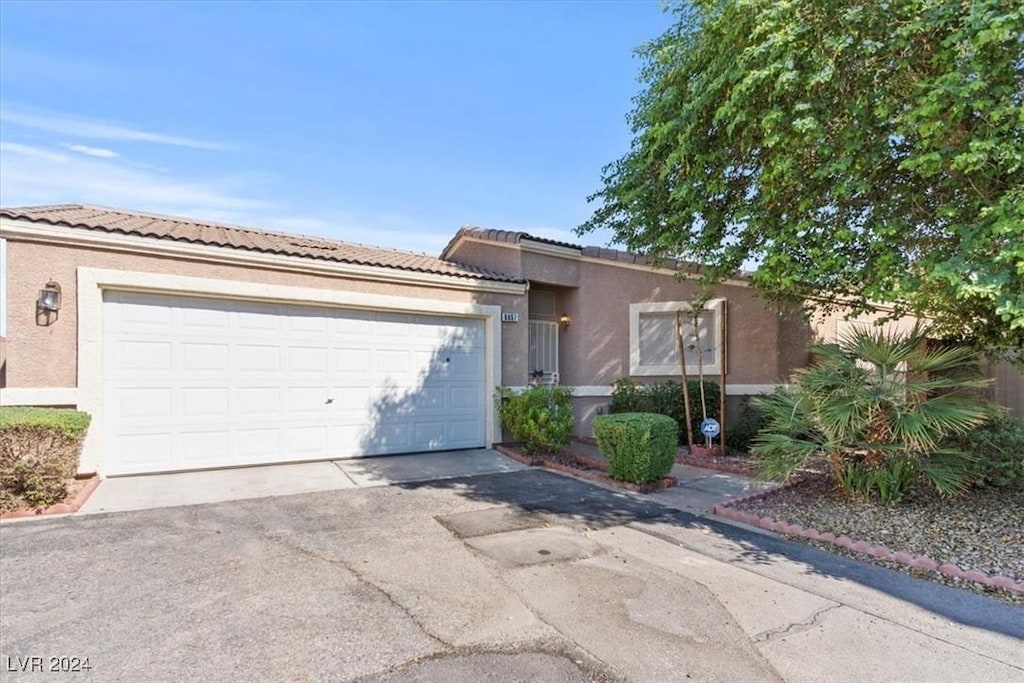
[528,320,559,384]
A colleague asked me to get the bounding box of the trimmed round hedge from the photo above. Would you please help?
[593,412,678,484]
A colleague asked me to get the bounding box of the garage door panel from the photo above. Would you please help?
[335,348,371,372]
[181,304,230,330]
[448,419,484,444]
[117,387,173,418]
[180,430,231,464]
[375,349,411,375]
[181,343,230,372]
[237,305,284,332]
[112,433,174,473]
[237,428,281,459]
[365,422,412,453]
[374,313,411,337]
[238,345,282,372]
[412,385,447,410]
[287,346,329,372]
[413,422,445,449]
[119,340,173,372]
[237,387,282,415]
[286,386,330,412]
[332,310,372,335]
[103,292,486,474]
[449,385,482,411]
[181,387,230,416]
[286,310,331,333]
[285,426,329,456]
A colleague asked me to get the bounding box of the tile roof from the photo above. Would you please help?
[440,226,582,259]
[443,225,752,280]
[0,204,524,283]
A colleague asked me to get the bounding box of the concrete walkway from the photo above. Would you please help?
[655,462,774,513]
[79,449,526,514]
[74,442,766,517]
[568,440,773,513]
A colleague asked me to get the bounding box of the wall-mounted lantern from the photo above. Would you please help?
[559,313,571,329]
[37,280,62,323]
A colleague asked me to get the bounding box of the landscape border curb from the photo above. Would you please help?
[713,488,1024,596]
[0,475,101,521]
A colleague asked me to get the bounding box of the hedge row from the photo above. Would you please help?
[1,407,91,511]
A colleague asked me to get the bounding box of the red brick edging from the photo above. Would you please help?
[0,475,101,520]
[495,444,676,494]
[713,487,1024,596]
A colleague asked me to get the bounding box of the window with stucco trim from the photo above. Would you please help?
[629,299,725,376]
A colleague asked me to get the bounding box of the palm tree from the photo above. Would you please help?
[753,324,991,504]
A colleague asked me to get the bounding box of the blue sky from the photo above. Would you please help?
[0,1,674,255]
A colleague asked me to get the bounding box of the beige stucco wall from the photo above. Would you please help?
[521,251,580,288]
[446,239,523,279]
[554,257,801,387]
[3,239,528,391]
[810,307,921,345]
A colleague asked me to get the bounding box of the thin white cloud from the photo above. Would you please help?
[0,141,70,164]
[62,143,120,159]
[1,104,228,151]
[0,142,265,216]
[0,141,454,255]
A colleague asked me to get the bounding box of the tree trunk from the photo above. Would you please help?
[676,310,695,450]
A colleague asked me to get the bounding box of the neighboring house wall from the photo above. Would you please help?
[989,359,1023,419]
[813,308,1024,419]
[811,307,921,345]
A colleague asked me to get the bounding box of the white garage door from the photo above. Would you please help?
[102,291,487,475]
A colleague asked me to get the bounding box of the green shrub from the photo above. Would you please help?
[0,407,91,511]
[593,412,678,484]
[496,386,574,455]
[728,399,769,454]
[752,324,990,501]
[949,413,1024,489]
[609,378,720,445]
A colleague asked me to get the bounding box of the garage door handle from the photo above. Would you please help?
[325,397,334,404]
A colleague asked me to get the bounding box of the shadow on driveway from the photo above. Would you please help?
[400,469,1024,640]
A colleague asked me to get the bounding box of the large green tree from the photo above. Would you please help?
[580,0,1024,350]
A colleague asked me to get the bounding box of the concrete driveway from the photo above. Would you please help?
[2,469,1022,682]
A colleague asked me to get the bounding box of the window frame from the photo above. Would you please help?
[628,299,725,377]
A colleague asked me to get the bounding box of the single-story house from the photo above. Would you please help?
[0,204,812,476]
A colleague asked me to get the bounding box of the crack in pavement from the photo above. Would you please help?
[753,604,843,643]
[243,508,453,653]
[446,521,626,678]
[627,522,1024,671]
[268,535,454,652]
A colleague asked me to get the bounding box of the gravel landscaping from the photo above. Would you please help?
[730,473,1024,603]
